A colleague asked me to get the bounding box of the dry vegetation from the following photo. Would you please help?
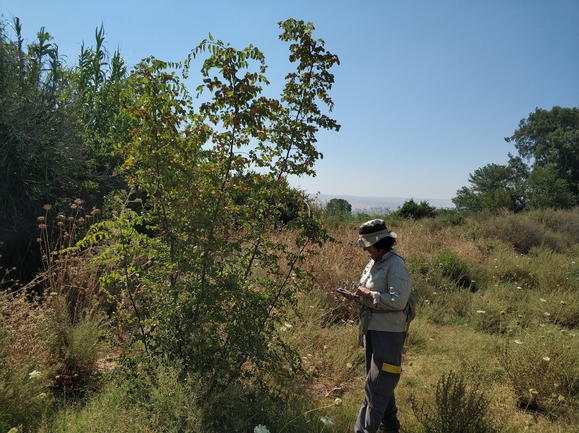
[1,208,579,433]
[283,208,579,433]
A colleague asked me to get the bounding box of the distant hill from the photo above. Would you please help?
[312,194,454,213]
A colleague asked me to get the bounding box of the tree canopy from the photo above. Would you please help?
[506,106,579,199]
[453,106,578,213]
[326,198,352,215]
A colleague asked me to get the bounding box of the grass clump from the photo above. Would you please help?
[498,326,579,417]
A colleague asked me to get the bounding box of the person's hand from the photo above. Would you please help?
[355,286,372,299]
[337,287,358,301]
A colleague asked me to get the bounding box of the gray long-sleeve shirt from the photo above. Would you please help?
[358,248,412,333]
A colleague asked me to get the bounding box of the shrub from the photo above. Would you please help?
[43,303,104,392]
[397,199,437,220]
[532,207,579,240]
[410,371,498,433]
[431,251,472,288]
[481,210,578,254]
[498,327,579,416]
[424,209,465,231]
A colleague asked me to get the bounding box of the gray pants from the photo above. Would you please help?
[354,330,406,433]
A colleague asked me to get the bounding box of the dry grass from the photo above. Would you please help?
[3,208,579,433]
[284,210,579,433]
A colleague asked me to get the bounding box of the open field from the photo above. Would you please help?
[2,208,578,432]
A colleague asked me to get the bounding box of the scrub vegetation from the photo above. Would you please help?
[1,11,578,433]
[2,208,579,433]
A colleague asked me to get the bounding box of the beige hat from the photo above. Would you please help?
[356,219,397,247]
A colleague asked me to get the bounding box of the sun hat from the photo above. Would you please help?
[356,219,397,247]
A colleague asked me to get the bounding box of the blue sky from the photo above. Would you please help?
[2,0,578,201]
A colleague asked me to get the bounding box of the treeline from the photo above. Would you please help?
[324,105,579,221]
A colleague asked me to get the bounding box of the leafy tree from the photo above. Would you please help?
[506,106,579,201]
[452,163,524,213]
[398,198,437,219]
[525,164,575,210]
[326,198,352,215]
[454,107,578,214]
[85,19,340,396]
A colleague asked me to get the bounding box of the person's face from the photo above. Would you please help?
[363,244,383,259]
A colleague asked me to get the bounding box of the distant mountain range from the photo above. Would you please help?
[311,194,454,213]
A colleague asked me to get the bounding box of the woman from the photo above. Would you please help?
[340,219,412,433]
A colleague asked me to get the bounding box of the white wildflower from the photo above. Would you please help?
[476,310,486,314]
[284,322,293,328]
[514,339,523,345]
[543,356,551,362]
[540,298,547,302]
[28,370,41,379]
[320,415,335,426]
[544,312,551,316]
[254,425,270,433]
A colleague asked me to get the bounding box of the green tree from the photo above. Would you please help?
[506,106,579,201]
[454,107,578,214]
[398,198,437,219]
[452,163,523,213]
[326,198,352,215]
[85,19,340,396]
[526,164,575,210]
